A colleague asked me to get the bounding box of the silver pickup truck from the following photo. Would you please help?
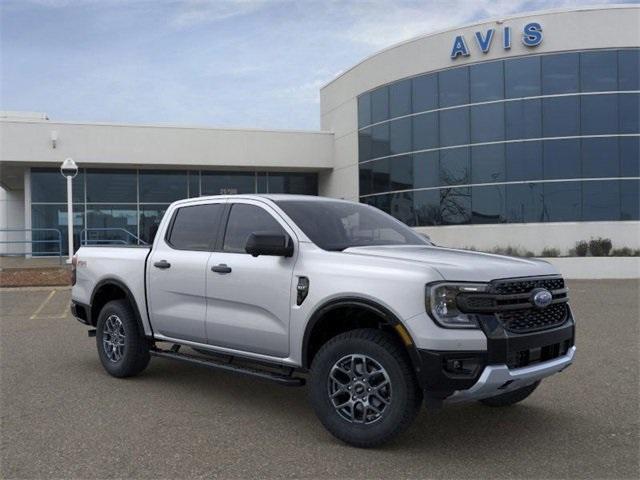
[71,194,576,447]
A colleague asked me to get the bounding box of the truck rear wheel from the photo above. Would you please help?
[309,328,422,448]
[479,380,540,407]
[96,299,150,378]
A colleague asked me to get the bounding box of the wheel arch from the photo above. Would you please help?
[301,297,422,373]
[90,279,149,337]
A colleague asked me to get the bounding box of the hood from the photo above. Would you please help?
[342,245,557,282]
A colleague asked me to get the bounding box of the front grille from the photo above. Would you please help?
[456,275,570,334]
[497,302,568,333]
[493,277,565,295]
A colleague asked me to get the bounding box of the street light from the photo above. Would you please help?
[60,157,78,263]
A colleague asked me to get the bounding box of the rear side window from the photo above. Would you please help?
[223,204,286,253]
[167,203,224,250]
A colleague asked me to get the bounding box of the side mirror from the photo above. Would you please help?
[245,232,293,257]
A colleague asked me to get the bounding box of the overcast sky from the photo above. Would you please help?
[0,0,633,130]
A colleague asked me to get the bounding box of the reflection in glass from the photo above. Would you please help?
[619,92,640,134]
[506,142,543,182]
[371,123,390,158]
[412,112,438,151]
[267,173,317,195]
[542,96,579,137]
[372,159,390,194]
[439,108,469,147]
[618,49,640,91]
[544,139,581,180]
[139,170,187,203]
[471,144,505,184]
[31,169,85,203]
[506,183,543,223]
[543,182,581,222]
[620,137,640,177]
[412,73,438,113]
[581,51,617,92]
[440,148,469,186]
[86,169,136,203]
[471,185,505,224]
[390,155,413,191]
[371,87,389,123]
[413,152,439,189]
[471,103,504,143]
[581,138,619,178]
[390,191,416,226]
[31,204,84,254]
[358,93,371,128]
[621,180,640,220]
[505,99,542,140]
[439,67,469,107]
[139,204,169,243]
[470,61,504,102]
[542,53,579,94]
[86,205,138,244]
[390,79,412,118]
[583,180,620,221]
[359,128,373,162]
[440,187,471,225]
[505,57,540,98]
[389,117,412,155]
[359,163,373,196]
[188,171,200,197]
[581,94,618,135]
[414,189,441,226]
[201,171,254,195]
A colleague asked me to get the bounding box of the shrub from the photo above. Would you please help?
[541,247,560,257]
[574,241,589,257]
[491,246,535,258]
[610,247,640,257]
[589,237,612,257]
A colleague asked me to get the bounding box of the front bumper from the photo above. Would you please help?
[415,308,576,401]
[446,345,575,403]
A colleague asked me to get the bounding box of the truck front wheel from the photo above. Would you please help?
[96,299,150,378]
[479,381,540,407]
[309,329,423,448]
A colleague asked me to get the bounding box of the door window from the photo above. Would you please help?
[223,204,286,253]
[167,203,224,251]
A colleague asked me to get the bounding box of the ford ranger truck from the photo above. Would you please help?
[71,195,576,448]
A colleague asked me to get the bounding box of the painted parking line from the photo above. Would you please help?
[30,290,56,320]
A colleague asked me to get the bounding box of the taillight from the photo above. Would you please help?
[71,254,78,286]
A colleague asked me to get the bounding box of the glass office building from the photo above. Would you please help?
[30,168,317,254]
[357,48,640,227]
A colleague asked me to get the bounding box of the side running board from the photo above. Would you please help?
[149,347,305,387]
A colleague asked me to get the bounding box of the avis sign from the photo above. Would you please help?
[450,22,543,59]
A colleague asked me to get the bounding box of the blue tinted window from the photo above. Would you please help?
[139,170,187,203]
[542,53,579,94]
[439,67,469,107]
[619,49,640,90]
[188,171,200,197]
[470,61,504,102]
[439,108,469,147]
[439,148,470,186]
[389,117,412,155]
[543,182,581,222]
[472,185,505,224]
[371,123,390,158]
[86,205,138,240]
[413,152,439,189]
[359,162,373,196]
[370,87,389,123]
[505,99,542,140]
[359,129,372,162]
[543,96,579,137]
[471,144,505,184]
[390,79,412,118]
[505,57,541,98]
[412,112,438,151]
[620,137,640,177]
[86,169,136,203]
[619,92,640,134]
[582,180,620,221]
[414,189,441,226]
[31,168,85,203]
[506,183,543,223]
[32,204,84,254]
[358,93,371,128]
[544,139,580,180]
[581,94,618,135]
[582,137,619,178]
[267,173,317,195]
[256,172,268,194]
[412,73,438,112]
[372,159,390,194]
[440,187,471,225]
[581,51,617,92]
[621,180,640,220]
[506,142,543,182]
[390,155,413,191]
[471,103,504,143]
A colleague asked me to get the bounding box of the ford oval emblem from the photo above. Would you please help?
[532,289,553,308]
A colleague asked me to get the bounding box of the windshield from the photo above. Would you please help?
[275,200,431,251]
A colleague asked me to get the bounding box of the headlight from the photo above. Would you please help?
[425,282,488,329]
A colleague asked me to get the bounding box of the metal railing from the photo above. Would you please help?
[0,228,64,264]
[80,228,147,246]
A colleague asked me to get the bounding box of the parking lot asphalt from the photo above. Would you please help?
[1,280,639,479]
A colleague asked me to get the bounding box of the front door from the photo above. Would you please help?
[205,201,296,358]
[147,201,225,343]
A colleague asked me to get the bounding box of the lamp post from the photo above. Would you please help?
[60,158,78,263]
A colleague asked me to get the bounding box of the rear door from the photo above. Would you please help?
[147,201,225,342]
[205,200,297,357]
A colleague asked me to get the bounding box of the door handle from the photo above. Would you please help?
[153,260,171,269]
[211,264,232,274]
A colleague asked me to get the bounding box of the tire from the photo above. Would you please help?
[479,380,540,407]
[309,328,423,448]
[96,299,150,378]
